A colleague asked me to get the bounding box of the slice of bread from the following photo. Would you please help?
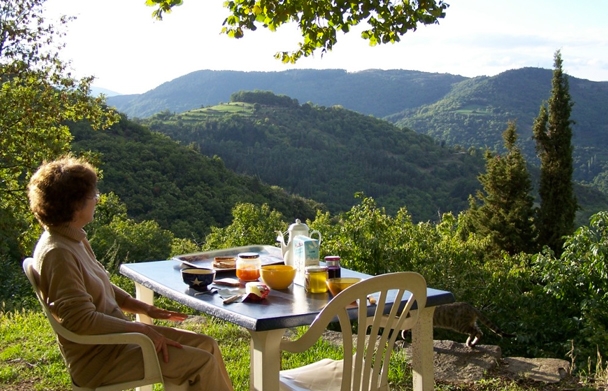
[213,256,236,269]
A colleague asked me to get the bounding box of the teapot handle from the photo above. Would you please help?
[309,230,322,245]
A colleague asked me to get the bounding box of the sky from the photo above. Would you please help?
[44,0,608,95]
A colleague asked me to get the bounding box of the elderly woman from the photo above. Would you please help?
[28,156,233,391]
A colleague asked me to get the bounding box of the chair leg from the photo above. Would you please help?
[411,308,435,391]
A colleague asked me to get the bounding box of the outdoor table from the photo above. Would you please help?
[120,259,454,391]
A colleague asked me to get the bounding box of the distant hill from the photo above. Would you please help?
[70,117,322,239]
[141,90,608,225]
[389,67,608,184]
[106,69,466,119]
[142,91,487,222]
[106,68,608,185]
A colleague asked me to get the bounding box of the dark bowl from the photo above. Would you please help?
[182,268,216,291]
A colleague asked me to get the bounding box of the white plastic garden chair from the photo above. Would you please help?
[279,271,427,391]
[23,257,163,391]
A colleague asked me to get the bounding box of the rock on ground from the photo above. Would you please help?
[321,331,571,385]
[398,339,571,384]
[500,357,570,383]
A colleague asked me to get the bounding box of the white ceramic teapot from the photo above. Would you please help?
[276,219,321,267]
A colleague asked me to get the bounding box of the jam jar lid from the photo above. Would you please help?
[237,252,260,259]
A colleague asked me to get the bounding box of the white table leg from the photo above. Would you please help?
[247,329,286,391]
[411,307,435,391]
[134,283,154,325]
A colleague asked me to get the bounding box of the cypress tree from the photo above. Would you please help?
[469,121,537,255]
[532,50,577,255]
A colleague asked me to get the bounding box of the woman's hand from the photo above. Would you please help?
[147,306,188,322]
[119,296,188,321]
[143,326,183,363]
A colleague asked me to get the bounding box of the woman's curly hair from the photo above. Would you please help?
[28,156,98,227]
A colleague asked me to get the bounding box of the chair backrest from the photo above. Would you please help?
[23,257,97,344]
[283,271,427,391]
[22,257,163,391]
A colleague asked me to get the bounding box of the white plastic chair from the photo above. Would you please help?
[22,257,164,391]
[279,272,427,391]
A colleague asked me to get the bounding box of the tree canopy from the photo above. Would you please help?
[532,50,577,255]
[468,121,537,255]
[0,0,119,257]
[144,0,449,62]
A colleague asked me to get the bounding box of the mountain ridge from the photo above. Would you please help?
[106,67,608,194]
[391,67,608,183]
[141,91,608,225]
[143,93,486,222]
[107,69,467,119]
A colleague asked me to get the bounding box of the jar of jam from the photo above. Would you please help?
[305,266,328,293]
[324,256,341,279]
[236,252,261,282]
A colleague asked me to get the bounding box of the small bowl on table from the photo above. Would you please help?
[182,267,216,292]
[326,277,361,296]
[260,265,296,290]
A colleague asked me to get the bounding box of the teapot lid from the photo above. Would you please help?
[288,219,309,232]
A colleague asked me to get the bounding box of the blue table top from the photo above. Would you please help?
[120,260,455,331]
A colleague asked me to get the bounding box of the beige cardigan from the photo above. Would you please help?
[33,225,135,384]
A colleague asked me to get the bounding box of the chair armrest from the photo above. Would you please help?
[96,332,160,382]
[46,311,161,385]
[280,308,347,354]
[281,329,325,354]
[68,331,161,384]
[74,331,153,347]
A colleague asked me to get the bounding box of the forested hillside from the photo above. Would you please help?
[106,68,608,189]
[141,91,489,221]
[140,91,608,225]
[388,67,608,184]
[70,117,322,239]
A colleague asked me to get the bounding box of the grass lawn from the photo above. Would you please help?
[2,307,601,391]
[1,274,604,391]
[0,308,413,391]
